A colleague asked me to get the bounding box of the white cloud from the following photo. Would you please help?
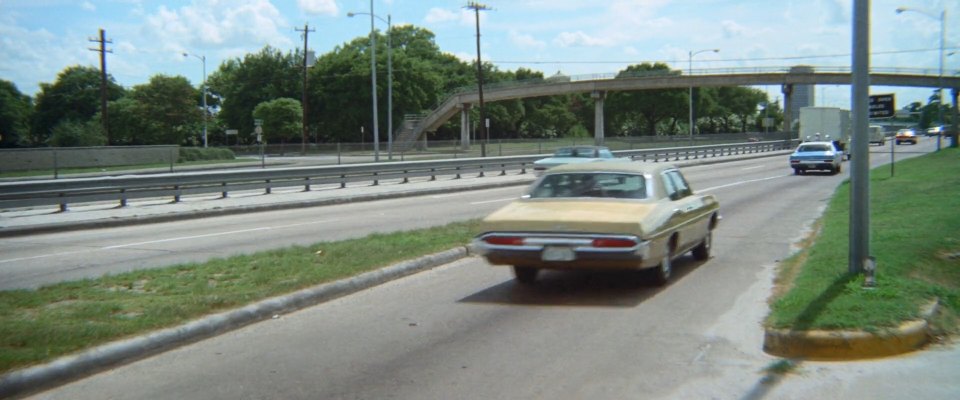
[142,0,293,51]
[81,1,96,12]
[553,31,614,48]
[721,20,748,38]
[509,31,545,50]
[298,0,338,16]
[424,8,459,23]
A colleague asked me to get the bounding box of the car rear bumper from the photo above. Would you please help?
[471,232,653,270]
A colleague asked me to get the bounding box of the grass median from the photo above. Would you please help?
[768,147,960,334]
[0,220,482,373]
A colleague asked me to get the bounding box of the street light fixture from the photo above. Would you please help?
[688,49,718,146]
[183,52,208,148]
[348,10,393,160]
[896,6,946,151]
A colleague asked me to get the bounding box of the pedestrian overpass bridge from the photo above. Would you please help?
[392,66,960,151]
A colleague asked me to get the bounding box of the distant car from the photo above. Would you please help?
[896,129,919,145]
[472,161,720,285]
[868,125,886,146]
[789,141,843,175]
[532,145,625,176]
[925,126,943,136]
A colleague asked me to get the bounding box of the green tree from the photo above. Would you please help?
[252,98,302,144]
[207,47,301,141]
[48,119,106,147]
[106,75,200,146]
[0,80,32,147]
[31,65,124,146]
[606,63,686,136]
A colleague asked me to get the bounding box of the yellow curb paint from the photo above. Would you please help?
[763,319,930,360]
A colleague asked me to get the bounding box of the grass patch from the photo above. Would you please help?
[767,148,960,332]
[0,220,482,373]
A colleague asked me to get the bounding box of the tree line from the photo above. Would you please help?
[0,25,941,148]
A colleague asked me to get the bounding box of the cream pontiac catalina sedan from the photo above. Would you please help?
[472,161,720,285]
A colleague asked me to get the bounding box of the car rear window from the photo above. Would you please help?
[530,173,647,199]
[798,144,832,152]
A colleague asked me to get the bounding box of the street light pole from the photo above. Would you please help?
[688,49,718,146]
[183,52,207,148]
[347,11,393,160]
[896,6,946,151]
[369,0,379,162]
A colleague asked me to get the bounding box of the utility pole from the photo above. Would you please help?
[465,2,491,157]
[88,28,112,145]
[295,23,315,155]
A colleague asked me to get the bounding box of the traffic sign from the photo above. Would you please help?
[869,94,894,118]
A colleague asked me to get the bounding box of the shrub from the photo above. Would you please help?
[178,147,236,162]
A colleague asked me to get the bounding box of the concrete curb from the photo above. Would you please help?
[0,247,471,399]
[762,299,940,361]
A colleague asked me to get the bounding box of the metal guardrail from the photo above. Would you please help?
[0,141,796,211]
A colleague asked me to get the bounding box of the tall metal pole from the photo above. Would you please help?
[850,0,870,275]
[387,14,393,161]
[201,55,207,148]
[370,0,380,162]
[466,2,490,157]
[183,53,208,147]
[688,49,718,146]
[349,11,392,160]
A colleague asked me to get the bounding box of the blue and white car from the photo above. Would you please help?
[533,146,627,176]
[789,141,843,175]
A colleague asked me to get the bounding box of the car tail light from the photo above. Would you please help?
[484,236,525,246]
[592,238,637,248]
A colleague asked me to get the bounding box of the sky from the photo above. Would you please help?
[1,0,957,111]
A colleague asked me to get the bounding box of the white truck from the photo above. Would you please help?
[799,107,851,159]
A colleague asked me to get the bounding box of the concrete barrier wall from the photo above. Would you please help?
[0,146,180,172]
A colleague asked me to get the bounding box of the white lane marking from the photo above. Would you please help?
[102,218,341,250]
[0,218,341,263]
[429,193,466,199]
[698,174,790,193]
[470,197,518,205]
[100,227,272,249]
[741,165,765,171]
[0,250,97,265]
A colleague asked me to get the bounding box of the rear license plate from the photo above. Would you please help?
[542,246,575,261]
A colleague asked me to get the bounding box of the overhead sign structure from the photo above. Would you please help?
[869,94,895,118]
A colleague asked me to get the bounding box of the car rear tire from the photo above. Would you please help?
[793,168,801,175]
[692,231,712,261]
[650,247,672,286]
[513,266,539,284]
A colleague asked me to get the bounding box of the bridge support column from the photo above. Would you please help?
[781,84,794,140]
[592,91,605,146]
[951,88,958,148]
[460,103,472,150]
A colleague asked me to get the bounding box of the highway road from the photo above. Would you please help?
[23,139,956,400]
[0,139,934,291]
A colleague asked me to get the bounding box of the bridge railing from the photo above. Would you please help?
[0,140,797,212]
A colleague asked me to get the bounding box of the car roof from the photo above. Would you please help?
[556,145,609,150]
[545,160,672,175]
[798,141,836,146]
